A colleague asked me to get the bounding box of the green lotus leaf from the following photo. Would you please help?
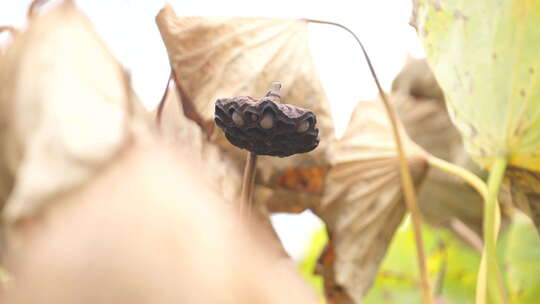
[414,0,540,171]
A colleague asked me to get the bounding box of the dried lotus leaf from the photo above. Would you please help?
[0,1,149,222]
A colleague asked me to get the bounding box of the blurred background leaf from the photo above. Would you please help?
[363,221,480,304]
[300,214,540,304]
[298,228,327,294]
[506,213,540,303]
[299,218,540,303]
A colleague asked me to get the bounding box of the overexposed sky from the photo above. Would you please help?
[0,0,424,260]
[0,0,424,137]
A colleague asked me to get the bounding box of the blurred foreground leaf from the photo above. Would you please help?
[0,1,151,223]
[0,266,9,285]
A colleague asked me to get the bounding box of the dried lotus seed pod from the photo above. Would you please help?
[214,83,319,157]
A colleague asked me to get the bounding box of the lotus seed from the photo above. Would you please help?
[232,111,244,126]
[297,120,310,133]
[260,112,274,129]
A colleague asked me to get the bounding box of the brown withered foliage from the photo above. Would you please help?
[155,5,431,302]
[315,100,428,303]
[155,4,335,169]
[0,1,490,303]
[0,2,317,304]
[0,0,152,223]
[1,144,319,304]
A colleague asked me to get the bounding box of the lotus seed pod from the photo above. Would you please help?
[214,83,319,157]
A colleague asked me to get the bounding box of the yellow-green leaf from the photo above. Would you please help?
[414,0,540,171]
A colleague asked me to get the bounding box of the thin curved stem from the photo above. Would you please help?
[304,18,433,304]
[476,157,507,304]
[427,154,507,303]
[240,152,257,214]
[429,156,508,304]
[427,155,488,198]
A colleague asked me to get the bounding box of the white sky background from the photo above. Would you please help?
[0,0,425,260]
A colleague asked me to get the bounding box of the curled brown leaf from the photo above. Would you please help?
[154,82,243,204]
[154,6,434,301]
[155,4,335,172]
[0,1,151,223]
[316,99,429,302]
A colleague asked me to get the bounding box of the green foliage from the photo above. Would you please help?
[506,213,540,303]
[298,227,327,294]
[415,0,540,172]
[299,216,540,303]
[299,219,483,303]
[414,2,540,301]
[363,219,480,304]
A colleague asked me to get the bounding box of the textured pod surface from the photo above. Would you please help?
[215,95,319,157]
